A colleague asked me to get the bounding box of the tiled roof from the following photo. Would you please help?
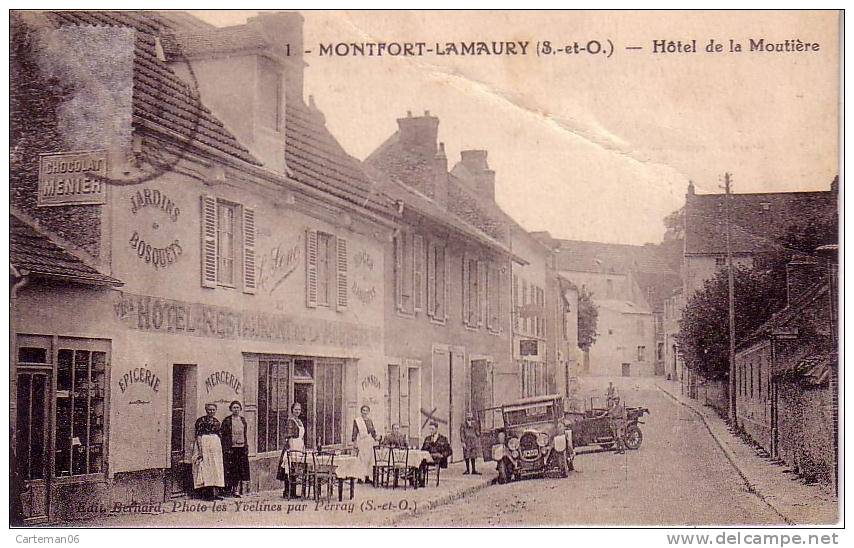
[365,164,525,263]
[164,25,269,57]
[42,11,261,166]
[685,189,837,255]
[555,239,674,275]
[446,177,507,242]
[11,213,123,286]
[286,101,396,215]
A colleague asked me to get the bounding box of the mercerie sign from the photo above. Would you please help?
[38,150,108,206]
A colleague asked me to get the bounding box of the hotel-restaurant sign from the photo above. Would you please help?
[113,292,381,350]
[38,150,108,206]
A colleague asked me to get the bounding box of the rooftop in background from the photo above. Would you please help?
[684,178,838,256]
[11,212,123,287]
[555,239,675,275]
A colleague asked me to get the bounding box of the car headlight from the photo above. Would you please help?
[537,433,549,447]
[507,437,520,451]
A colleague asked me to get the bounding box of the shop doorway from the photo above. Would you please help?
[170,364,196,498]
[293,382,314,449]
[15,369,51,524]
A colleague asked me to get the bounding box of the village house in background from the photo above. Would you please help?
[553,240,679,378]
[674,180,839,492]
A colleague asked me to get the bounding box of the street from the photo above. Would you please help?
[398,380,785,526]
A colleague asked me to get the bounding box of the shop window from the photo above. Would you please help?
[200,195,256,293]
[315,360,344,447]
[306,229,348,310]
[53,342,108,478]
[256,359,289,454]
[426,241,447,321]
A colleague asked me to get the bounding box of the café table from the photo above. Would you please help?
[286,450,360,502]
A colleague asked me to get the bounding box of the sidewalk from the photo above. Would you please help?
[656,379,839,525]
[64,461,494,527]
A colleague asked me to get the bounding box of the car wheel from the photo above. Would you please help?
[555,450,569,478]
[625,425,643,450]
[497,459,511,484]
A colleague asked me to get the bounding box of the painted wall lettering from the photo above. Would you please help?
[353,249,374,271]
[351,281,377,304]
[360,374,382,391]
[113,292,382,349]
[204,371,242,395]
[130,188,181,221]
[118,367,161,394]
[129,231,183,270]
[258,235,302,295]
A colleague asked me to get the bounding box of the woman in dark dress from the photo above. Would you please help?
[221,400,250,497]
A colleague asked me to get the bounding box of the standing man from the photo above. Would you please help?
[608,396,627,454]
[606,381,618,408]
[193,403,225,500]
[221,401,250,498]
[460,413,481,475]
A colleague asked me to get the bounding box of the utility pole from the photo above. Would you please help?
[724,173,737,428]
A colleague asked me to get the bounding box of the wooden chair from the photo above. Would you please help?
[372,445,392,488]
[286,450,313,499]
[312,451,337,501]
[390,447,419,490]
[419,455,442,487]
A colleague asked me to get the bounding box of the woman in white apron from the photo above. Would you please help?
[192,403,226,500]
[351,405,379,483]
[277,402,305,498]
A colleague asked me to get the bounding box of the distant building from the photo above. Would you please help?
[554,240,678,378]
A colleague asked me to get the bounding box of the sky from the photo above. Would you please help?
[192,10,840,245]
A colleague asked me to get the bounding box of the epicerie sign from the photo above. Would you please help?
[38,150,108,206]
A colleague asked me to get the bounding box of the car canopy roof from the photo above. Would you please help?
[502,394,562,412]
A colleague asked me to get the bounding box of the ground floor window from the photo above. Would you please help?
[245,354,349,453]
[15,335,110,480]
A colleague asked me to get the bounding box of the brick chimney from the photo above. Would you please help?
[458,149,496,202]
[395,110,448,206]
[786,258,823,306]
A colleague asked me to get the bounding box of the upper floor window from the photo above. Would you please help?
[464,257,482,327]
[637,345,646,362]
[426,241,447,321]
[715,256,727,267]
[201,195,256,293]
[306,229,347,310]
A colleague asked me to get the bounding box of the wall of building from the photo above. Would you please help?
[383,227,512,461]
[683,254,754,298]
[734,340,773,454]
[585,308,655,378]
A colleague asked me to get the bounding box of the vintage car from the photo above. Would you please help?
[478,394,575,483]
[564,397,650,451]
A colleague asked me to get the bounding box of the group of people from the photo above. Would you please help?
[606,381,628,454]
[193,400,484,500]
[192,401,250,501]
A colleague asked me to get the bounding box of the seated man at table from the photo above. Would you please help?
[422,422,452,467]
[382,423,408,448]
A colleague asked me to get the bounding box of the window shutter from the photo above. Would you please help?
[477,260,486,327]
[394,234,403,311]
[305,228,318,308]
[426,241,435,318]
[336,237,348,310]
[443,247,450,321]
[413,235,424,313]
[462,255,470,325]
[243,355,258,455]
[513,274,519,330]
[242,207,257,294]
[200,195,218,288]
